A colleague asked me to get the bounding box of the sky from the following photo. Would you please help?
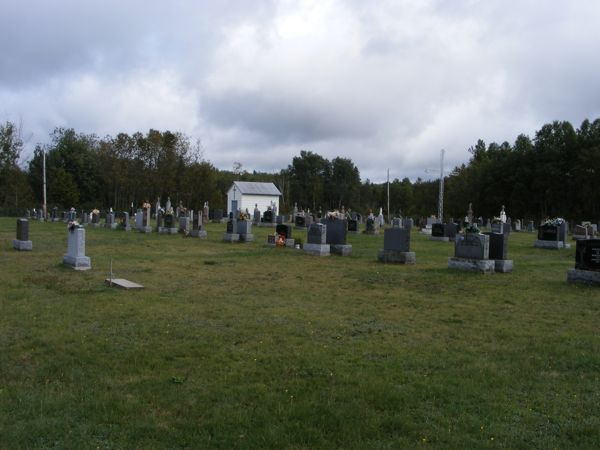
[2,0,600,182]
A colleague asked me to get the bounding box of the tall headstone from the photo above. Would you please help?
[120,212,131,231]
[140,206,152,233]
[105,210,118,230]
[484,232,513,273]
[567,239,600,285]
[191,210,207,238]
[63,225,91,270]
[223,218,239,242]
[13,218,33,251]
[303,223,330,256]
[378,228,415,264]
[323,218,351,256]
[430,223,449,242]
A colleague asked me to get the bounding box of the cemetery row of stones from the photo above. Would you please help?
[11,208,600,286]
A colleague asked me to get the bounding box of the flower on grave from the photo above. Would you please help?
[91,208,100,215]
[276,233,286,247]
[67,220,80,231]
[238,211,250,221]
[165,207,174,216]
[142,202,151,209]
[491,216,502,224]
[542,217,564,227]
[465,223,480,234]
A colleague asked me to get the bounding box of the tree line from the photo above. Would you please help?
[1,118,599,221]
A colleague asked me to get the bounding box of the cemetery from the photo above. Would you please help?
[2,209,599,448]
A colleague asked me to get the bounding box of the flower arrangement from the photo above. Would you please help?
[276,233,285,247]
[91,208,100,215]
[464,223,480,234]
[68,220,80,231]
[142,202,151,209]
[541,217,564,227]
[491,216,502,224]
[239,211,250,221]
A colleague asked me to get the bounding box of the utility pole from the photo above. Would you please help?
[438,149,445,221]
[42,148,47,220]
[387,168,390,223]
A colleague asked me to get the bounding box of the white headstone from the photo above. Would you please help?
[63,226,91,270]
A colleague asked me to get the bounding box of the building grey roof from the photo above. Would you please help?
[232,181,282,196]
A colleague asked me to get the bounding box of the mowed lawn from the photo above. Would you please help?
[1,217,599,449]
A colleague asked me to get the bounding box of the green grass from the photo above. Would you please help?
[1,218,599,449]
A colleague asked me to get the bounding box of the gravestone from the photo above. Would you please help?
[535,220,570,249]
[304,223,330,256]
[105,211,118,230]
[276,215,286,225]
[266,234,277,247]
[572,224,589,240]
[51,207,59,222]
[567,239,600,285]
[92,212,100,227]
[191,211,207,238]
[491,222,509,235]
[63,225,91,270]
[323,218,351,256]
[253,205,261,225]
[236,220,254,242]
[120,212,131,231]
[156,211,163,231]
[223,218,239,242]
[484,232,513,272]
[140,207,152,233]
[276,224,293,240]
[160,213,178,234]
[294,214,306,228]
[403,218,414,230]
[513,219,522,232]
[378,228,415,264]
[13,218,32,251]
[391,217,402,228]
[178,215,190,234]
[135,210,143,230]
[448,233,494,273]
[348,218,359,234]
[527,221,534,232]
[212,209,224,223]
[363,217,380,235]
[430,223,449,242]
[68,209,76,222]
[444,223,459,241]
[263,210,273,223]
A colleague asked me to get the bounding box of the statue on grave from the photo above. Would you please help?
[156,197,161,214]
[500,205,507,223]
[166,197,172,212]
[466,202,473,224]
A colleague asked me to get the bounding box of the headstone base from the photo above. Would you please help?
[105,278,144,289]
[429,236,449,242]
[303,243,330,256]
[534,240,570,249]
[330,244,352,256]
[63,254,91,270]
[420,228,432,235]
[190,230,208,238]
[258,222,276,228]
[378,250,416,264]
[448,257,495,273]
[239,233,254,242]
[223,233,240,242]
[567,268,600,285]
[104,223,118,230]
[158,227,177,234]
[13,239,32,251]
[285,238,295,248]
[493,259,513,273]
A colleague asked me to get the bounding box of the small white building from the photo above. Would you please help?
[226,181,282,216]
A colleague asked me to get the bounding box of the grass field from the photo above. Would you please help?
[1,217,599,449]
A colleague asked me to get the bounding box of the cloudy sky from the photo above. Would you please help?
[2,0,599,182]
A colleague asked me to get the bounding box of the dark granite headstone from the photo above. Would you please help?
[366,217,375,232]
[164,214,174,228]
[295,215,306,227]
[485,232,508,260]
[307,223,326,244]
[348,219,358,232]
[538,224,559,241]
[17,218,29,241]
[263,210,273,223]
[226,220,234,233]
[383,228,410,252]
[575,239,600,272]
[276,224,292,239]
[432,223,445,237]
[444,223,458,239]
[323,218,347,245]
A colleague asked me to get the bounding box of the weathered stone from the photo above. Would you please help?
[448,257,495,273]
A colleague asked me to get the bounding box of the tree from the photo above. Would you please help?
[0,121,33,208]
[328,157,361,210]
